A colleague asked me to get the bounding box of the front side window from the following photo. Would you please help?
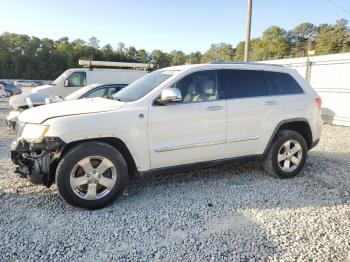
[86,88,107,98]
[265,72,304,96]
[67,72,87,87]
[172,70,219,103]
[220,70,266,99]
[86,86,121,98]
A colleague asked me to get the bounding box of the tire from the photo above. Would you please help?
[5,90,12,97]
[56,141,128,209]
[263,130,307,179]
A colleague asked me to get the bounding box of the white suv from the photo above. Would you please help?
[11,63,323,209]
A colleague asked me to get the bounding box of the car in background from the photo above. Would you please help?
[34,80,45,86]
[14,80,39,88]
[0,81,22,96]
[0,84,6,97]
[6,83,127,129]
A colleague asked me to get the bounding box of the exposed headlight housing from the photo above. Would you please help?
[21,124,49,143]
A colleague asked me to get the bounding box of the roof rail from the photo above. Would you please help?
[209,61,284,67]
[79,60,154,70]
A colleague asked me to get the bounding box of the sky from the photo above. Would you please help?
[1,0,350,53]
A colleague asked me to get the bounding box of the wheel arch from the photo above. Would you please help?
[56,137,138,177]
[264,118,313,155]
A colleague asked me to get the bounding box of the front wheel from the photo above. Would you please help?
[56,142,128,209]
[5,90,12,97]
[263,130,307,178]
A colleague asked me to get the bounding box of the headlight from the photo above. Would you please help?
[21,124,49,143]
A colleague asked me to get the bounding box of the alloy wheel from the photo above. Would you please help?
[277,140,303,172]
[70,156,117,200]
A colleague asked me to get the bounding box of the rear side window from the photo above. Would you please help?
[265,72,304,95]
[220,70,266,99]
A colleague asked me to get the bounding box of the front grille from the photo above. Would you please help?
[15,122,25,140]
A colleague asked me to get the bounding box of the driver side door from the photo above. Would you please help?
[148,70,226,169]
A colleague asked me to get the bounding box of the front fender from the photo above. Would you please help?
[44,110,150,171]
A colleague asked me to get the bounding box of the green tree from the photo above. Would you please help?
[258,26,291,59]
[316,19,350,55]
[137,49,148,63]
[116,42,127,61]
[187,51,202,64]
[289,23,316,56]
[101,44,114,61]
[202,43,234,63]
[127,46,138,62]
[233,41,245,61]
[88,37,100,49]
[170,50,187,65]
[150,49,171,68]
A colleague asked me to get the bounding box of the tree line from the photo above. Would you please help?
[0,19,349,80]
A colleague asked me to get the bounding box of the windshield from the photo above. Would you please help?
[65,83,99,100]
[51,71,69,85]
[113,70,178,102]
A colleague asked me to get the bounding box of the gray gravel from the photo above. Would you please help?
[0,97,349,261]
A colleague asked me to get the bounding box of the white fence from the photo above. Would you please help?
[263,53,350,127]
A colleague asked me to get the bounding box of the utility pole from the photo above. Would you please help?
[244,0,253,62]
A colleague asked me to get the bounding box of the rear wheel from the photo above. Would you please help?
[56,141,128,209]
[263,130,307,178]
[5,90,12,97]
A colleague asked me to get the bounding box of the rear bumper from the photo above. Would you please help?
[309,116,323,148]
[310,138,320,150]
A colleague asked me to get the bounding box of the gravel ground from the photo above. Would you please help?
[0,97,349,261]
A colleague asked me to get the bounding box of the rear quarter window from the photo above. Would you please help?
[264,72,304,96]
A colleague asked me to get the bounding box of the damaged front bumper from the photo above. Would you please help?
[11,137,65,187]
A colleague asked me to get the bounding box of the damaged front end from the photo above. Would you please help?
[11,122,65,187]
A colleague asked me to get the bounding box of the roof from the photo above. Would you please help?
[161,62,292,73]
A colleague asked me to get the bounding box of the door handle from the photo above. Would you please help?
[264,100,279,106]
[206,106,223,111]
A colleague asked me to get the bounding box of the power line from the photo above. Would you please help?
[326,0,350,15]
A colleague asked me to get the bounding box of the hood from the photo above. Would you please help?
[9,93,63,109]
[31,84,54,94]
[9,93,28,108]
[18,97,126,124]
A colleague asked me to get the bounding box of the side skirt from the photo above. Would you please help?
[137,154,264,178]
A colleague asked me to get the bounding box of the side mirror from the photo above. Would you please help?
[158,88,182,104]
[64,79,69,87]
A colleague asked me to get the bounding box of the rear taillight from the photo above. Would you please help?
[315,98,322,111]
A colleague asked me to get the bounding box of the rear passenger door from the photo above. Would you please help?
[221,69,284,157]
